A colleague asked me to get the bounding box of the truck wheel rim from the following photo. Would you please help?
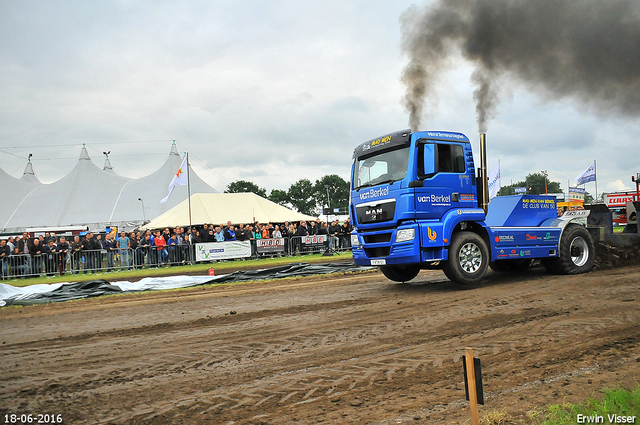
[570,237,589,267]
[459,242,482,273]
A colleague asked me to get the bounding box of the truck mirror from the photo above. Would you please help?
[423,144,436,175]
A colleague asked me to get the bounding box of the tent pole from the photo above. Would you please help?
[186,151,193,264]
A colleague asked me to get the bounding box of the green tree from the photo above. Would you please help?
[224,180,267,198]
[288,179,317,216]
[498,172,561,196]
[268,189,290,207]
[314,174,350,214]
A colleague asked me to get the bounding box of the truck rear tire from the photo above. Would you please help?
[546,224,594,275]
[380,265,420,282]
[443,231,488,284]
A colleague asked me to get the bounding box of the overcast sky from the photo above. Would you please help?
[1,0,638,197]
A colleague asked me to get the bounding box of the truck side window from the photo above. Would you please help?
[436,144,465,173]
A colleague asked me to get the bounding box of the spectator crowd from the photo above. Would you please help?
[0,219,352,280]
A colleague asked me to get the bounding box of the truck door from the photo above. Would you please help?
[414,141,474,220]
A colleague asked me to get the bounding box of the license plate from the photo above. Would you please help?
[371,259,386,265]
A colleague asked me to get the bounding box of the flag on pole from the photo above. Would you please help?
[488,161,501,199]
[574,161,596,186]
[161,155,188,203]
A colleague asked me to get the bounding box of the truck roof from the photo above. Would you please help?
[352,129,470,159]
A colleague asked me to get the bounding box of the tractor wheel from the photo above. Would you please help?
[443,231,489,284]
[554,224,595,274]
[380,265,421,283]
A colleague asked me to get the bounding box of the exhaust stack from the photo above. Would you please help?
[479,133,489,214]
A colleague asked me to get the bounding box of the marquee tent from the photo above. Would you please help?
[1,143,217,233]
[140,193,316,229]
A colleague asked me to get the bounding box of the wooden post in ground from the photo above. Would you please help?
[465,347,480,425]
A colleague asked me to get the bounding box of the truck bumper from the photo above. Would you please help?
[352,223,444,266]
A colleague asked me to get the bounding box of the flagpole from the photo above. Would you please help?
[594,159,598,201]
[186,150,193,264]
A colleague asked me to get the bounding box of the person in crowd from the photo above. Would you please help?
[127,232,140,268]
[7,236,15,251]
[139,232,155,267]
[103,232,116,271]
[167,233,179,264]
[116,231,131,270]
[162,228,171,243]
[17,232,31,255]
[295,220,309,255]
[272,225,282,239]
[236,224,250,241]
[329,220,342,250]
[214,226,225,242]
[224,225,237,241]
[56,236,69,275]
[340,218,353,249]
[206,228,215,242]
[154,230,168,264]
[9,247,30,277]
[81,232,100,273]
[0,239,10,279]
[29,237,43,277]
[41,238,57,276]
[261,224,270,239]
[70,235,82,274]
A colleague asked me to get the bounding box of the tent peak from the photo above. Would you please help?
[79,144,91,161]
[169,142,180,157]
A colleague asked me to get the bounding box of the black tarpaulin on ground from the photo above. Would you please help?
[0,262,373,306]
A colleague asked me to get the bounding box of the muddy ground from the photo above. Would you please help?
[1,263,639,424]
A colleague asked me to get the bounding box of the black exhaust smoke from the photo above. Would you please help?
[401,0,640,132]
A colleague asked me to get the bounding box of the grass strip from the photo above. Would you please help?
[2,252,353,287]
[529,386,640,424]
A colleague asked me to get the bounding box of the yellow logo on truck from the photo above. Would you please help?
[428,227,437,241]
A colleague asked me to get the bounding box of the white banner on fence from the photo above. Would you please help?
[195,241,251,261]
[303,235,327,244]
[257,238,285,253]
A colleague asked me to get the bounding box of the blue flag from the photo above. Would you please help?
[574,161,596,185]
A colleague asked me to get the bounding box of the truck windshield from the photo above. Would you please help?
[353,146,409,189]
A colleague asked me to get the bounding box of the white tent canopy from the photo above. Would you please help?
[1,143,217,233]
[141,193,316,229]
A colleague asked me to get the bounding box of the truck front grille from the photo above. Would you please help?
[364,247,390,258]
[363,233,392,243]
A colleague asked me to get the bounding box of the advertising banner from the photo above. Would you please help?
[195,241,251,262]
[514,187,527,194]
[303,235,327,245]
[569,187,585,202]
[604,192,640,208]
[256,238,286,253]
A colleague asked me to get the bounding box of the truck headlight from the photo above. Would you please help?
[395,228,415,243]
[351,234,361,246]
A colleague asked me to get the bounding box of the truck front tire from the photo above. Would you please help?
[380,265,420,282]
[544,224,594,275]
[443,231,489,284]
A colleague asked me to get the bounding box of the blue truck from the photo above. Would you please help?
[349,129,595,284]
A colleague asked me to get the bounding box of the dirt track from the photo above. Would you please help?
[1,264,639,424]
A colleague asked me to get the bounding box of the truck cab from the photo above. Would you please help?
[350,129,595,284]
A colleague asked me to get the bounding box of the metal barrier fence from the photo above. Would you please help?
[1,238,351,280]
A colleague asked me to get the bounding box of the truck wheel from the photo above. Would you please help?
[490,259,532,272]
[443,231,488,284]
[380,265,420,282]
[554,224,595,274]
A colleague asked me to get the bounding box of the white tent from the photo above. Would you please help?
[1,143,217,233]
[141,193,316,229]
